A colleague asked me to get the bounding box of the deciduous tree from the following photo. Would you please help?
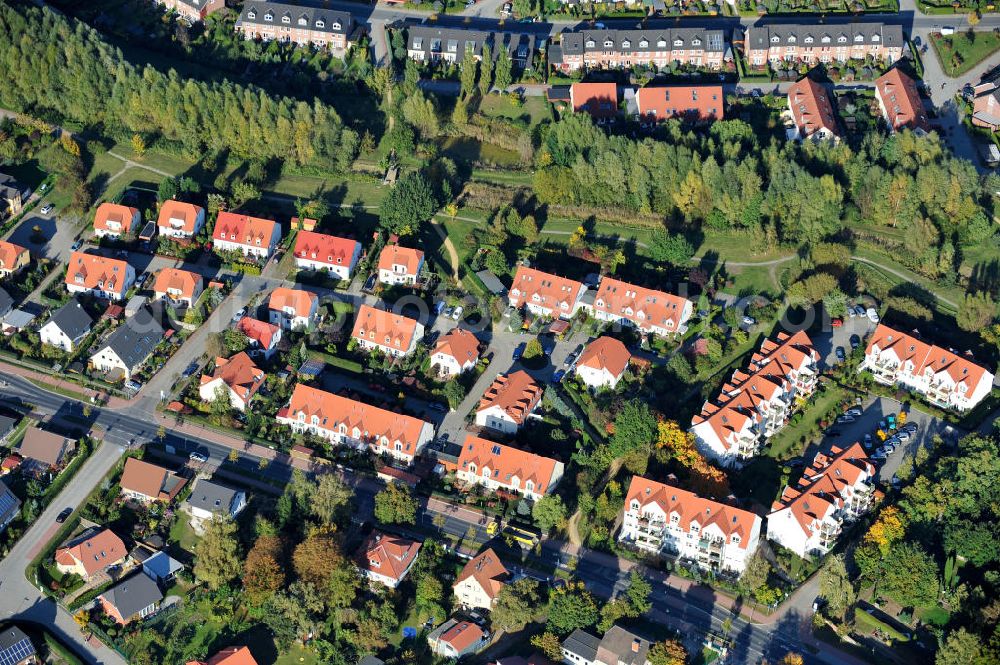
[648,639,687,665]
[493,578,540,632]
[373,482,417,524]
[547,581,599,634]
[532,495,567,532]
[193,517,242,590]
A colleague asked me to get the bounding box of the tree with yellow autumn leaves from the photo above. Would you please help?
[864,506,907,556]
[655,418,730,497]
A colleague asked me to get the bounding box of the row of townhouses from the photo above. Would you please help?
[739,22,904,67]
[406,26,539,70]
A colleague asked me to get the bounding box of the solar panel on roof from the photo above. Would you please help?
[0,637,34,665]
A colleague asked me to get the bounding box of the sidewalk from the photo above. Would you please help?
[0,358,130,409]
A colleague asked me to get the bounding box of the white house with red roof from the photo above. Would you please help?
[767,443,876,558]
[474,370,543,434]
[508,266,587,319]
[268,287,319,331]
[93,202,140,239]
[585,277,693,337]
[377,244,425,285]
[453,548,509,610]
[574,336,631,390]
[276,384,434,464]
[293,231,362,280]
[212,212,281,259]
[65,252,136,301]
[198,352,266,411]
[235,317,281,359]
[428,619,490,659]
[157,200,205,239]
[351,304,424,357]
[619,476,761,574]
[431,328,480,377]
[860,324,994,411]
[456,435,563,500]
[690,331,818,468]
[357,531,421,588]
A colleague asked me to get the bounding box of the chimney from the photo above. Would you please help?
[631,639,641,653]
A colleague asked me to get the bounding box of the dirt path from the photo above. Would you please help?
[430,219,461,284]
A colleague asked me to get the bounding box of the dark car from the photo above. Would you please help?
[849,334,861,349]
[553,369,566,383]
[540,336,556,356]
[55,507,73,523]
[182,361,199,378]
[513,342,526,361]
[835,346,846,361]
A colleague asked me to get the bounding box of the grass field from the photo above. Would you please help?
[930,30,1000,76]
[478,93,553,128]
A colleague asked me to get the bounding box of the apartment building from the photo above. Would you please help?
[456,435,563,500]
[292,231,362,280]
[786,76,841,143]
[453,548,509,610]
[508,266,587,319]
[212,212,281,259]
[156,0,225,22]
[691,331,818,467]
[474,370,543,434]
[277,384,435,464]
[636,85,724,122]
[156,200,205,239]
[351,304,424,357]
[585,276,692,337]
[874,68,930,134]
[406,26,538,70]
[767,443,876,558]
[742,22,904,67]
[65,252,136,301]
[235,2,355,52]
[860,324,995,411]
[551,27,726,72]
[619,476,761,574]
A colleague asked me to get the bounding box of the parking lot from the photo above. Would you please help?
[812,308,878,370]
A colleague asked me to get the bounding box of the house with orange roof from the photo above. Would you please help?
[236,317,281,359]
[153,268,203,308]
[508,266,587,319]
[570,82,618,119]
[65,251,136,301]
[268,287,319,330]
[212,212,281,259]
[453,548,509,610]
[475,370,543,434]
[619,476,761,574]
[456,435,563,500]
[0,240,29,278]
[55,527,128,580]
[431,328,480,377]
[785,76,841,143]
[636,84,724,123]
[357,531,421,588]
[428,619,490,659]
[119,457,187,504]
[156,200,205,239]
[860,324,994,411]
[198,352,266,411]
[690,331,818,467]
[586,277,692,338]
[351,304,424,357]
[276,384,435,463]
[377,244,425,285]
[574,336,631,390]
[185,646,259,665]
[293,231,362,280]
[767,443,876,558]
[874,68,930,135]
[93,202,140,239]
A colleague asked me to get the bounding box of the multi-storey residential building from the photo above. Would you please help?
[691,331,818,467]
[453,548,509,610]
[551,27,726,72]
[619,476,761,574]
[860,324,995,411]
[156,0,225,22]
[153,268,203,308]
[786,76,841,142]
[508,266,587,319]
[357,531,421,588]
[268,287,319,330]
[377,244,424,285]
[874,68,930,134]
[570,82,619,119]
[972,79,1000,131]
[236,317,281,359]
[474,370,543,434]
[93,202,140,239]
[351,304,424,357]
[767,443,876,558]
[0,240,29,279]
[574,336,631,390]
[742,22,904,67]
[212,212,281,259]
[156,200,205,239]
[585,276,692,337]
[292,231,362,280]
[636,85,724,122]
[456,435,563,500]
[406,26,538,71]
[277,384,435,464]
[236,2,355,52]
[64,252,136,301]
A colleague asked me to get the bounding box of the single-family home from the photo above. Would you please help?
[157,0,225,22]
[0,626,36,665]
[377,244,424,285]
[185,646,259,665]
[0,479,21,532]
[507,266,587,319]
[456,435,563,500]
[636,85,724,122]
[184,478,247,524]
[65,252,136,301]
[17,426,75,475]
[786,76,841,143]
[268,287,319,330]
[39,298,93,352]
[89,307,166,380]
[98,572,163,625]
[141,550,184,584]
[153,268,203,308]
[767,443,876,558]
[619,475,761,574]
[574,337,631,390]
[0,240,29,279]
[427,619,490,659]
[453,548,509,610]
[874,68,930,134]
[973,77,1000,131]
[351,304,424,357]
[119,457,187,504]
[276,384,435,464]
[430,328,480,377]
[236,317,281,359]
[475,370,542,434]
[198,352,266,411]
[156,200,205,239]
[293,231,362,280]
[93,202,140,239]
[561,625,652,665]
[570,82,618,119]
[586,277,692,337]
[212,212,281,259]
[55,528,128,580]
[860,324,995,411]
[357,531,421,588]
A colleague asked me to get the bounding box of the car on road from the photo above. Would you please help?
[835,346,846,361]
[849,334,861,349]
[451,306,464,321]
[513,342,526,361]
[540,335,555,355]
[40,203,54,215]
[189,452,208,463]
[182,361,199,378]
[866,307,880,323]
[742,316,757,326]
[553,369,566,383]
[71,240,82,250]
[55,507,73,523]
[231,308,246,323]
[486,521,498,536]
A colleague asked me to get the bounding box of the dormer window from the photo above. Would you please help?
[586,39,595,48]
[247,10,256,19]
[281,14,290,24]
[332,21,341,30]
[604,39,613,48]
[788,35,796,43]
[639,39,648,47]
[316,19,325,28]
[692,38,701,46]
[674,38,683,46]
[264,12,273,21]
[298,17,307,26]
[657,39,666,47]
[804,36,813,43]
[622,39,631,48]
[630,500,640,512]
[821,36,830,43]
[770,35,779,43]
[854,35,864,42]
[872,34,879,42]
[838,35,847,43]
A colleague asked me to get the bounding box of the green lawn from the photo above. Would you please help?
[478,93,553,128]
[930,30,1000,76]
[168,513,200,554]
[766,384,848,460]
[274,645,322,665]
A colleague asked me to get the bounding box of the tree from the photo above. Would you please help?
[810,242,851,268]
[311,474,352,526]
[740,552,770,593]
[492,578,540,632]
[243,534,285,601]
[818,554,855,619]
[532,495,567,532]
[379,172,436,235]
[957,291,997,332]
[293,529,338,587]
[547,581,599,634]
[401,90,439,138]
[599,570,652,631]
[513,0,535,18]
[230,180,260,208]
[193,517,242,590]
[863,506,907,556]
[373,482,417,524]
[648,230,694,266]
[414,574,446,622]
[451,98,469,125]
[935,628,990,665]
[494,47,512,93]
[781,654,804,665]
[131,133,146,158]
[880,541,939,608]
[610,401,657,459]
[157,177,178,202]
[479,44,493,95]
[530,632,563,662]
[648,639,687,665]
[459,43,478,97]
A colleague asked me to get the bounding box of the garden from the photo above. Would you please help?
[930,28,1000,76]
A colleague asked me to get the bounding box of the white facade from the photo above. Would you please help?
[213,228,281,259]
[90,347,133,380]
[66,264,136,302]
[199,377,252,411]
[39,320,88,352]
[294,246,361,280]
[269,303,319,331]
[575,363,623,390]
[159,208,205,238]
[276,413,434,465]
[431,350,477,377]
[354,322,424,357]
[189,492,246,523]
[474,404,531,435]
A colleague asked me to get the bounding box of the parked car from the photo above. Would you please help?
[836,415,855,423]
[434,301,446,315]
[231,308,246,323]
[553,369,566,383]
[896,431,911,442]
[182,361,199,378]
[846,407,863,417]
[831,318,843,327]
[863,433,873,448]
[452,306,464,321]
[444,306,454,318]
[902,422,918,433]
[540,336,555,355]
[866,307,880,323]
[40,203,54,215]
[847,308,857,318]
[55,507,73,523]
[787,458,805,468]
[742,316,757,326]
[513,342,526,361]
[189,452,208,463]
[849,334,861,349]
[71,240,82,250]
[835,346,846,361]
[854,306,866,317]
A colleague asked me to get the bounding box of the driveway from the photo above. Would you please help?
[4,210,79,264]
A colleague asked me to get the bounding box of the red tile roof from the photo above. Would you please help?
[268,287,318,318]
[65,252,132,297]
[458,435,560,495]
[200,352,265,402]
[213,212,278,248]
[439,621,486,653]
[433,328,480,365]
[636,85,724,121]
[477,370,543,425]
[508,266,586,315]
[378,244,424,276]
[120,457,186,502]
[0,240,28,271]
[153,268,202,301]
[186,646,259,665]
[236,317,279,350]
[55,528,127,577]
[866,324,989,391]
[352,304,420,352]
[570,82,618,118]
[875,68,930,133]
[157,200,203,234]
[592,277,690,333]
[456,548,509,601]
[787,77,840,140]
[293,231,360,268]
[577,336,631,378]
[94,202,139,235]
[358,531,421,583]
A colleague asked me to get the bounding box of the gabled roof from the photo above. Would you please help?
[437,620,486,652]
[456,548,509,601]
[0,626,34,664]
[157,200,204,234]
[200,352,265,402]
[626,476,760,549]
[142,550,184,581]
[55,527,127,577]
[186,646,260,665]
[65,252,132,297]
[477,370,542,425]
[237,1,352,35]
[100,571,162,619]
[508,266,586,314]
[94,202,138,235]
[457,435,560,494]
[433,328,480,365]
[153,268,202,301]
[351,304,420,351]
[293,231,360,268]
[377,244,424,275]
[18,426,74,467]
[866,324,990,390]
[0,240,27,270]
[0,479,21,526]
[268,287,318,318]
[96,307,165,371]
[213,212,279,248]
[120,457,186,502]
[570,82,618,118]
[358,530,421,582]
[577,336,631,378]
[186,478,243,516]
[875,68,930,133]
[46,298,93,341]
[787,77,841,139]
[636,85,724,121]
[236,317,279,349]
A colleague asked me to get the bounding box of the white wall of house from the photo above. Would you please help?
[455,462,563,501]
[431,352,475,377]
[159,209,205,238]
[90,347,134,380]
[575,364,622,390]
[474,406,522,435]
[295,245,361,280]
[199,378,251,411]
[39,321,86,352]
[860,349,994,411]
[213,226,281,259]
[276,414,434,464]
[454,577,496,611]
[354,322,424,357]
